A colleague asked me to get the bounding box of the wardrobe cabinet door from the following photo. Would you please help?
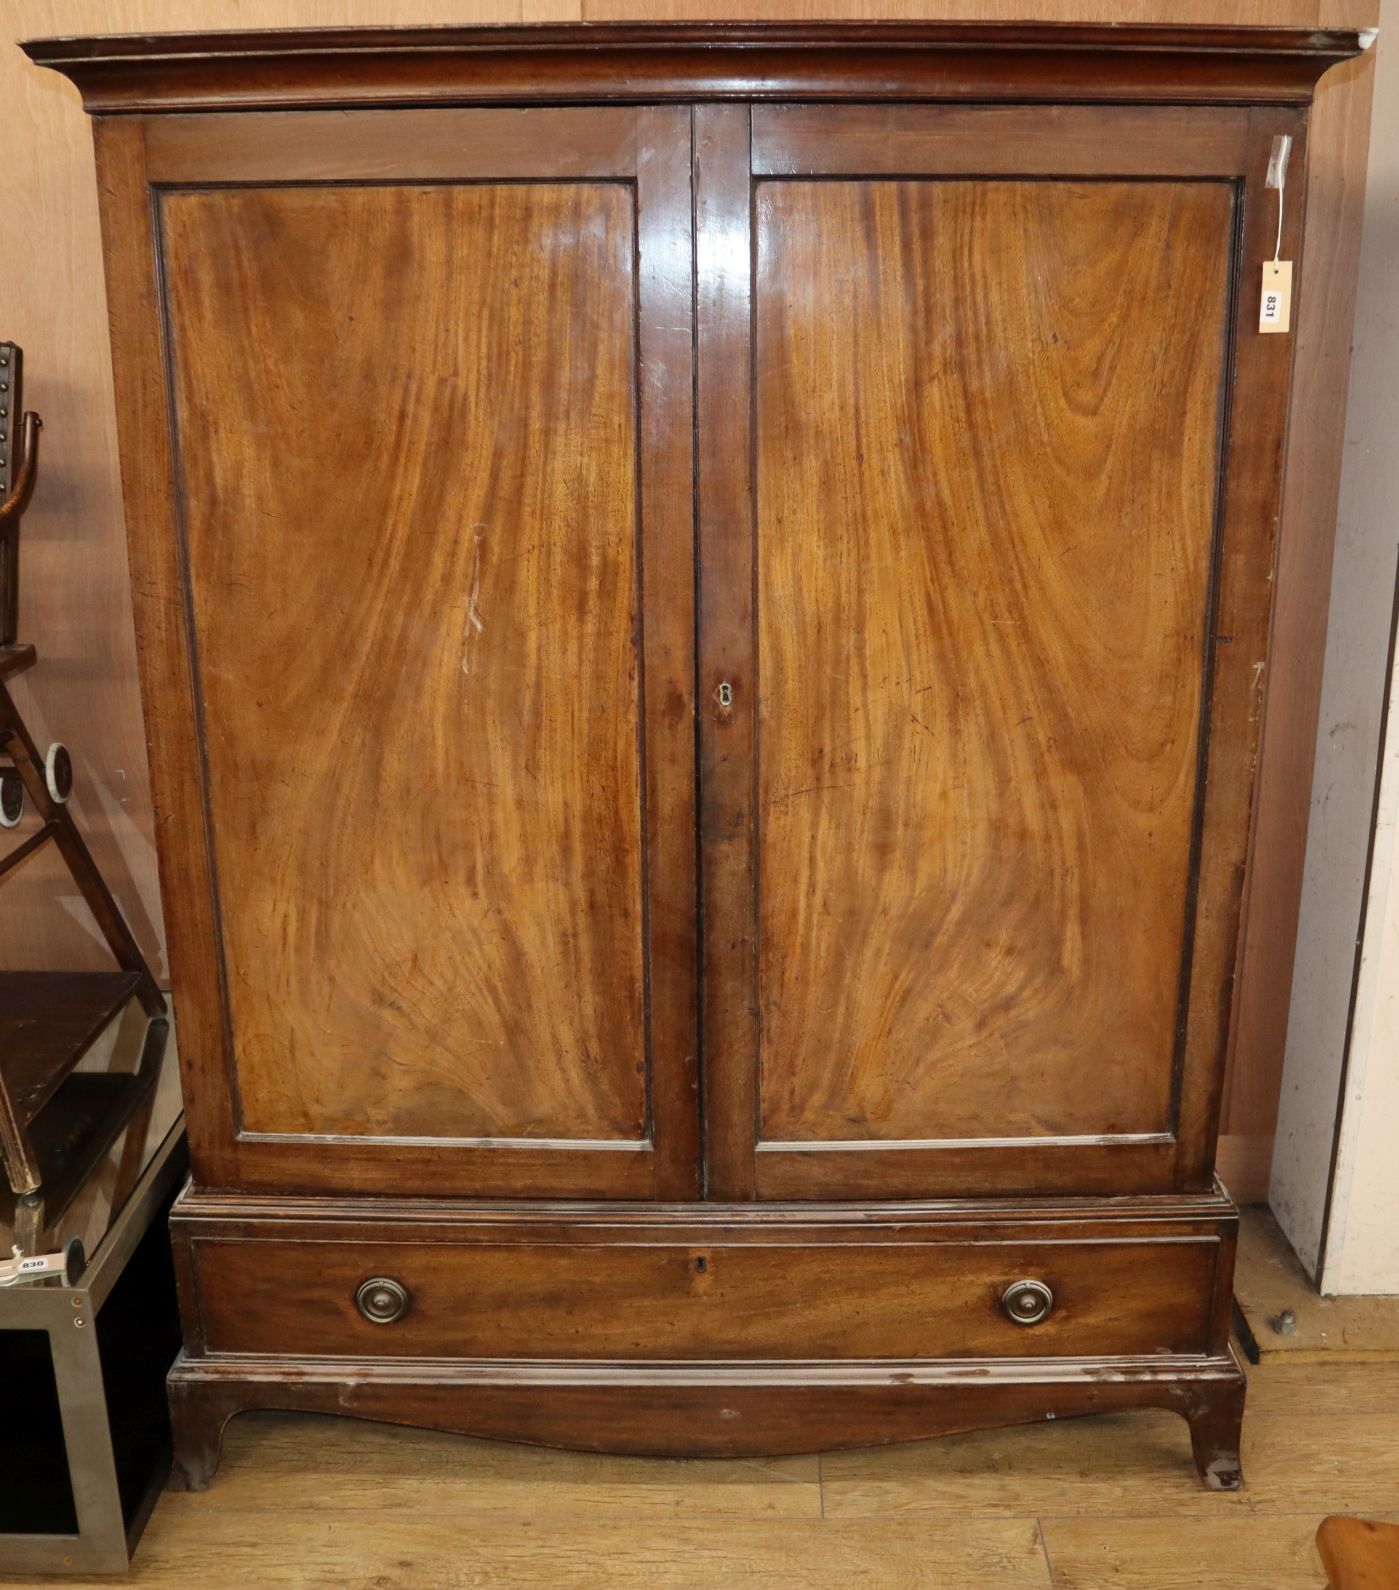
[698,105,1305,1199]
[101,108,698,1197]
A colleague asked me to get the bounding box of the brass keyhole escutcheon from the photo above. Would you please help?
[1001,1279,1054,1326]
[356,1276,410,1325]
[716,681,733,711]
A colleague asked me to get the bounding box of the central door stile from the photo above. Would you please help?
[695,104,759,1200]
[635,105,704,1200]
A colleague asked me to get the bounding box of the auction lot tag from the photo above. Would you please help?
[1260,260,1292,334]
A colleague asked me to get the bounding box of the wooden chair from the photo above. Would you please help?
[1319,1518,1399,1589]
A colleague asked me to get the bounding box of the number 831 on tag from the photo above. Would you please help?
[1260,260,1293,334]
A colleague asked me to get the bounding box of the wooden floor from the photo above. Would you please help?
[16,1211,1399,1589]
[25,1359,1393,1589]
[1235,1206,1399,1358]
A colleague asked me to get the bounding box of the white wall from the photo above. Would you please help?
[1323,639,1399,1294]
[1271,18,1399,1291]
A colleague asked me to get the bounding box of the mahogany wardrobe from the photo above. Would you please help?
[28,22,1363,1489]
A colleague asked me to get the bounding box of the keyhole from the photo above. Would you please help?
[716,681,733,710]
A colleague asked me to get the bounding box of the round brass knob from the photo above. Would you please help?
[1001,1279,1054,1326]
[355,1276,409,1325]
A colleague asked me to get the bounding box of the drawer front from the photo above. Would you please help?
[193,1233,1221,1360]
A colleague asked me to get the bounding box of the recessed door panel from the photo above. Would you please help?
[755,177,1230,1145]
[164,181,645,1145]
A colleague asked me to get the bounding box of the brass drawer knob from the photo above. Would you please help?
[1001,1279,1054,1326]
[355,1276,409,1325]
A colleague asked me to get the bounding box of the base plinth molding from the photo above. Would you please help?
[166,1347,1247,1493]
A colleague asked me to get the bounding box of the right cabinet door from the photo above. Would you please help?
[696,103,1307,1200]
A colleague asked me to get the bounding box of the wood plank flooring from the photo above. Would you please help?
[1,1355,1392,1587]
[1236,1205,1399,1357]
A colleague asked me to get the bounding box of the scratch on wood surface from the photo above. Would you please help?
[771,781,858,806]
[462,526,486,681]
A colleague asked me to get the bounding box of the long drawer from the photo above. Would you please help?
[189,1228,1223,1360]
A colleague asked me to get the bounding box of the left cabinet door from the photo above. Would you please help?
[98,107,699,1197]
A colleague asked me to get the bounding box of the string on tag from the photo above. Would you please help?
[1266,134,1292,266]
[1260,134,1295,334]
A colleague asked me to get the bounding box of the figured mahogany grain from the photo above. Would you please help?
[188,1221,1220,1361]
[160,182,647,1146]
[753,179,1232,1155]
[192,1230,1219,1361]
